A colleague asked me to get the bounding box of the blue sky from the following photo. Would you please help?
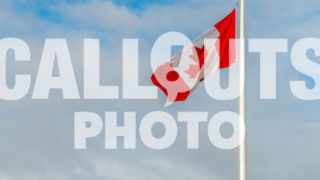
[1,0,320,180]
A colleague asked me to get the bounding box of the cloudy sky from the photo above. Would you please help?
[0,0,320,180]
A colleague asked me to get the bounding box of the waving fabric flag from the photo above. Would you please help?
[151,9,236,103]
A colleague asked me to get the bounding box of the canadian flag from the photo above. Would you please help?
[151,9,236,103]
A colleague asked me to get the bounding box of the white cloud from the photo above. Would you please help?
[1,0,320,180]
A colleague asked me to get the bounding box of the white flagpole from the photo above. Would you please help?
[239,0,247,180]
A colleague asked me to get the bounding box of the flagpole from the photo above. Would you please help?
[239,0,247,180]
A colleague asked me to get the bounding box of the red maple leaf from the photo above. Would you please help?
[184,45,208,79]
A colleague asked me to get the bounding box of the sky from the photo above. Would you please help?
[1,0,320,180]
